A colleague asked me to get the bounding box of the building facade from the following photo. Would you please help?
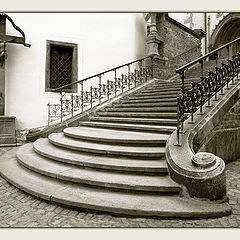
[2,13,147,131]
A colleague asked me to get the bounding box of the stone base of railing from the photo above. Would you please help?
[166,80,240,201]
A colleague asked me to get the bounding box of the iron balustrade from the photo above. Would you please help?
[47,55,154,125]
[175,37,240,146]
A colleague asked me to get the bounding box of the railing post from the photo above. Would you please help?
[60,90,63,123]
[134,69,137,87]
[121,74,124,93]
[114,69,117,97]
[47,103,50,126]
[71,94,74,117]
[81,82,84,112]
[180,70,185,90]
[98,75,102,104]
[128,64,131,90]
[200,60,204,78]
[174,97,181,146]
[90,86,93,108]
[106,80,109,100]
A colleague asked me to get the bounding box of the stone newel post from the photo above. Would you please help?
[146,13,161,56]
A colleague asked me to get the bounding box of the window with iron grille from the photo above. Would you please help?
[45,40,78,92]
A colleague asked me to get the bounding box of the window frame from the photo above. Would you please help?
[45,40,78,93]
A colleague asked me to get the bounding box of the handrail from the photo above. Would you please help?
[175,37,240,146]
[53,55,153,92]
[47,55,154,125]
[176,37,240,74]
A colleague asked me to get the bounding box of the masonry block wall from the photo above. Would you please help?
[199,100,240,163]
[151,14,202,79]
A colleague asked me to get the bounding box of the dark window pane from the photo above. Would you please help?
[50,46,73,89]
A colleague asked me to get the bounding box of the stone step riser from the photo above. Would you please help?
[112,103,177,108]
[120,98,177,103]
[48,137,166,159]
[78,122,175,134]
[17,147,178,194]
[63,131,167,146]
[33,139,168,173]
[127,95,178,100]
[19,161,176,193]
[105,108,177,112]
[89,117,177,126]
[140,89,181,94]
[133,92,180,97]
[145,84,192,91]
[96,112,177,119]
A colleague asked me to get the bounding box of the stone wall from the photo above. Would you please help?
[199,99,240,163]
[150,14,202,79]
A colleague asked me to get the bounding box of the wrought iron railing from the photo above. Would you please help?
[47,55,154,125]
[175,37,240,145]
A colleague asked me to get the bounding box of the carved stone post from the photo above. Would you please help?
[146,13,167,79]
[146,13,161,56]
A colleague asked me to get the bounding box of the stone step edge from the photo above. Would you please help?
[17,145,179,193]
[63,128,168,145]
[89,117,177,125]
[34,142,168,173]
[48,133,166,158]
[79,121,175,134]
[0,148,232,218]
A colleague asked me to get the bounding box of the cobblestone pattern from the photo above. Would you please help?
[0,147,240,228]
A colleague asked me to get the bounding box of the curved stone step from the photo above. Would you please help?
[89,117,177,126]
[17,144,179,193]
[96,112,177,119]
[33,139,168,172]
[105,107,177,112]
[79,121,176,134]
[63,127,169,145]
[0,148,232,218]
[48,133,166,158]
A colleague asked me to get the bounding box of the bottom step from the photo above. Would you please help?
[0,148,232,218]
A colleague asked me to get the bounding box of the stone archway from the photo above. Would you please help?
[209,13,240,56]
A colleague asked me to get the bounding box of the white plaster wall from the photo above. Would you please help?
[4,13,146,130]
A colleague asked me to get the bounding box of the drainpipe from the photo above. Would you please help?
[207,15,211,52]
[204,13,207,54]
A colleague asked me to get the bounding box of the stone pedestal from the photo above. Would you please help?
[0,116,16,145]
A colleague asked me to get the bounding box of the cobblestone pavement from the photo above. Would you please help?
[1,146,240,228]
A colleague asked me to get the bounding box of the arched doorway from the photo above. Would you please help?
[209,13,240,57]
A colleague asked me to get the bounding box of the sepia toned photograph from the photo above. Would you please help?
[0,5,240,231]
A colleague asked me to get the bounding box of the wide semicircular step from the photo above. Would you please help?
[0,148,232,218]
[33,138,168,172]
[63,126,169,145]
[48,133,166,158]
[17,144,181,193]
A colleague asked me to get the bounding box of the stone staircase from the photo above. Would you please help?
[0,78,231,218]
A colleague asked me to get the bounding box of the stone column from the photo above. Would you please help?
[146,13,166,79]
